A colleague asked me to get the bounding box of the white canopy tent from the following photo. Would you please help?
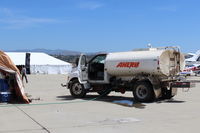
[6,52,72,74]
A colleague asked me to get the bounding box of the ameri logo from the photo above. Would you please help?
[116,62,140,68]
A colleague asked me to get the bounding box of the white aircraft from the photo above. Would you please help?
[181,50,200,75]
[185,50,200,65]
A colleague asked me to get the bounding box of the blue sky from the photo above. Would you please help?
[0,0,199,53]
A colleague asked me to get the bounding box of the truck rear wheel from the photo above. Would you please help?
[133,81,155,102]
[161,87,174,99]
[70,79,86,98]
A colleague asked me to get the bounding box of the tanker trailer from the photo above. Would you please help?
[64,47,191,102]
[105,48,185,77]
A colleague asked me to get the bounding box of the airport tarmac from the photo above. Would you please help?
[0,75,200,133]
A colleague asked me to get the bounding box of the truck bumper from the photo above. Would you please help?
[170,81,194,88]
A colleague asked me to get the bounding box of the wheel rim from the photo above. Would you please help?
[135,85,148,99]
[72,83,83,95]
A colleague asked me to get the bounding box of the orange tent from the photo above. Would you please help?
[0,51,29,103]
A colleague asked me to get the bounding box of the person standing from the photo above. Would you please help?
[21,66,28,83]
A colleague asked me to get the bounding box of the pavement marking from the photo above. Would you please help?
[75,117,141,127]
[14,105,51,133]
[95,117,141,124]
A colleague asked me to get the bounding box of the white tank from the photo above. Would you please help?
[105,49,185,77]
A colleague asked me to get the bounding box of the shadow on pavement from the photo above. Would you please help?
[57,94,146,109]
[156,98,185,104]
[57,94,186,109]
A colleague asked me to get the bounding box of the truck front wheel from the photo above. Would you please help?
[133,81,155,102]
[70,79,86,98]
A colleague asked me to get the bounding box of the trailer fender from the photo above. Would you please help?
[133,75,162,99]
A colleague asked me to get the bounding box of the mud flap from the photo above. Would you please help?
[152,86,162,99]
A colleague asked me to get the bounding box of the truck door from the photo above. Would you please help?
[88,54,106,81]
[78,54,88,83]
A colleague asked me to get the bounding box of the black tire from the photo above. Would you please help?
[69,79,86,98]
[133,81,155,102]
[161,87,174,99]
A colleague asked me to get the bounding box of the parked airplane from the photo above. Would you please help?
[180,64,200,76]
[185,50,200,65]
[181,50,200,76]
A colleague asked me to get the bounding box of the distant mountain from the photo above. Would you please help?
[9,48,81,55]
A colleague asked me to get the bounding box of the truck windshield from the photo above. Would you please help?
[91,55,106,64]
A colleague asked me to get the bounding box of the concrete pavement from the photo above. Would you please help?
[0,75,200,133]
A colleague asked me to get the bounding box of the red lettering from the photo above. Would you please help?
[130,62,135,67]
[117,62,124,68]
[124,63,129,67]
[116,62,140,68]
[121,63,126,67]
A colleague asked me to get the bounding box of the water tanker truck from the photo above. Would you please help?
[64,47,191,102]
